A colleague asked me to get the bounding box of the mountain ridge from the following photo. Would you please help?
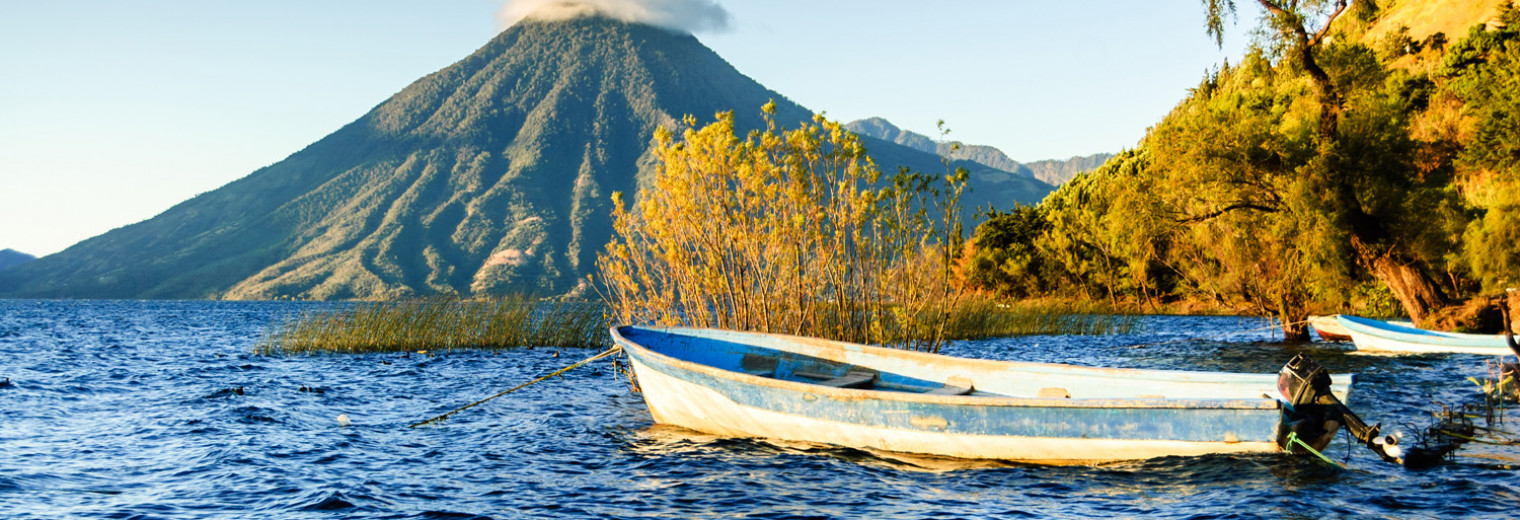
[845,117,1112,186]
[0,16,1051,300]
[0,249,35,271]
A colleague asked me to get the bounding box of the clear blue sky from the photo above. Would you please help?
[0,1,1252,257]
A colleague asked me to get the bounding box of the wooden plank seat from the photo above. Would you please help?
[924,384,974,396]
[739,354,780,378]
[794,368,878,389]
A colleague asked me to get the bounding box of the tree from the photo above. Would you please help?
[1200,0,1453,324]
[961,205,1054,298]
[596,103,969,351]
[1441,9,1520,292]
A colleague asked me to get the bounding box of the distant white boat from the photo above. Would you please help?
[1338,315,1520,356]
[613,325,1355,464]
[1309,315,1352,341]
[1311,314,1416,342]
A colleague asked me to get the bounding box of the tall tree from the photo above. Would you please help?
[1200,0,1451,323]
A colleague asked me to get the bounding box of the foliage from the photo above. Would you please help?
[963,11,1516,331]
[961,205,1053,297]
[1352,280,1406,318]
[1440,4,1520,291]
[255,294,607,355]
[965,0,1520,334]
[1377,24,1420,60]
[598,104,978,352]
[965,149,1178,307]
[1042,149,1172,304]
[845,117,1112,186]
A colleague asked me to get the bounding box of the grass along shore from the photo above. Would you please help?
[255,295,608,355]
[254,293,1136,355]
[933,297,1140,340]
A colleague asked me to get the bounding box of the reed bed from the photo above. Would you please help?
[596,108,1140,352]
[929,296,1140,340]
[255,295,608,355]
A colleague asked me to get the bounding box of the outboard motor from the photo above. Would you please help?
[1276,354,1402,464]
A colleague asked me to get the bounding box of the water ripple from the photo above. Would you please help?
[0,301,1514,519]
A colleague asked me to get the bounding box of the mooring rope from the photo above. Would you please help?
[408,345,622,428]
[1285,431,1343,468]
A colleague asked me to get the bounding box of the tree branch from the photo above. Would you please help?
[1175,202,1282,223]
[1309,0,1348,47]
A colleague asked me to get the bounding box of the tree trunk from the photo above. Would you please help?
[1260,0,1448,326]
[1356,240,1450,324]
[1282,320,1310,342]
[1508,290,1520,335]
[1277,296,1311,342]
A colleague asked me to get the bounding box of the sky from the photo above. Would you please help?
[0,1,1254,257]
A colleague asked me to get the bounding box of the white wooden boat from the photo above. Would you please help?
[612,325,1354,464]
[1309,315,1352,341]
[1311,315,1415,342]
[1338,315,1520,356]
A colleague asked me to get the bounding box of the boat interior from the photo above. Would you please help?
[737,352,976,395]
[618,326,1316,402]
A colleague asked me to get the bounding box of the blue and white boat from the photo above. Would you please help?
[612,326,1352,464]
[1338,315,1520,356]
[1309,315,1353,341]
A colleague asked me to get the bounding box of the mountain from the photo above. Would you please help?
[1020,154,1114,187]
[845,117,1111,186]
[0,249,35,271]
[0,15,1052,300]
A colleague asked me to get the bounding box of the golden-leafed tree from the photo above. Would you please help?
[597,103,968,351]
[1198,0,1458,325]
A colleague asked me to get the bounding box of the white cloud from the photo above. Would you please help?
[498,0,731,33]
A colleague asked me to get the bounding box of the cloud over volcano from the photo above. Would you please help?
[498,0,731,33]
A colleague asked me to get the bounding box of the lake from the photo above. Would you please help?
[1,300,1514,519]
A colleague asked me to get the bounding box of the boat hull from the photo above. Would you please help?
[1309,315,1352,341]
[629,355,1275,463]
[1339,315,1517,356]
[614,326,1320,463]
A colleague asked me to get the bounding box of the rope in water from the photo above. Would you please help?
[408,345,623,428]
[1123,319,1311,349]
[1285,431,1343,468]
[1438,429,1520,446]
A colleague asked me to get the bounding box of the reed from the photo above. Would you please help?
[597,107,1134,352]
[255,295,608,355]
[929,296,1141,340]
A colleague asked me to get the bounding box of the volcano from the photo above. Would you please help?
[0,15,1052,299]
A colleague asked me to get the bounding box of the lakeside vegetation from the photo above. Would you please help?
[256,1,1520,353]
[960,1,1520,340]
[595,104,1135,353]
[255,293,1135,355]
[257,110,1133,355]
[255,295,607,355]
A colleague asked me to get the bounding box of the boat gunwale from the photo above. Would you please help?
[1338,315,1512,349]
[611,325,1283,411]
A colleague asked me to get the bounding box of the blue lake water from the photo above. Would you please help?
[1,300,1516,519]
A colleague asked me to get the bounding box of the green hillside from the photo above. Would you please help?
[963,1,1520,336]
[1352,0,1508,45]
[0,15,1050,300]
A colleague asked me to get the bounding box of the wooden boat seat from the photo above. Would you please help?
[739,353,780,378]
[795,368,878,389]
[924,384,974,395]
[1037,387,1071,398]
